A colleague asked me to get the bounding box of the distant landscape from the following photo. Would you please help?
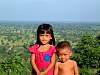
[0,21,100,75]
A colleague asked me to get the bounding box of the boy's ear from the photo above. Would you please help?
[70,51,72,56]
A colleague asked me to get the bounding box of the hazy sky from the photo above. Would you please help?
[0,0,100,22]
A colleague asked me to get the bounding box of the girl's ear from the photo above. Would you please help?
[50,36,52,39]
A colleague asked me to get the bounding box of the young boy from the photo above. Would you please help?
[54,41,79,75]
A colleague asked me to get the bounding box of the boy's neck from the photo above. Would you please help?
[60,59,70,63]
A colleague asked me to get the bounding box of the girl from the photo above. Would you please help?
[29,23,56,75]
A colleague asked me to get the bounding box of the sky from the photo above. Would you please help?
[0,0,100,22]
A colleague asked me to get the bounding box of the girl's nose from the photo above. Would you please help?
[42,35,45,39]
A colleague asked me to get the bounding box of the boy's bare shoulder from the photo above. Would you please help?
[55,61,63,66]
[69,60,76,62]
[55,60,77,65]
[56,61,61,64]
[68,60,77,65]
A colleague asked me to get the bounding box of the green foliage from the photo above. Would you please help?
[71,33,100,74]
[79,67,91,75]
[96,68,100,75]
[0,52,31,75]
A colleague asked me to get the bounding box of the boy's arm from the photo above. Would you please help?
[31,54,40,74]
[73,61,79,75]
[54,62,59,75]
[44,53,56,74]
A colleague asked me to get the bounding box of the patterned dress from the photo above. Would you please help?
[29,44,56,75]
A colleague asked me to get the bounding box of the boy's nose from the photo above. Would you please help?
[61,55,65,58]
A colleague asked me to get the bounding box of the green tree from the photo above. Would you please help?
[72,33,100,74]
[0,50,31,75]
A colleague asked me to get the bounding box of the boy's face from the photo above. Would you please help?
[58,48,72,63]
[39,32,52,45]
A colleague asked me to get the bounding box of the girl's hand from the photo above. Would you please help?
[38,72,46,75]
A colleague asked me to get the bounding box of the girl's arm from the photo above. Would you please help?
[31,54,40,74]
[74,61,79,75]
[54,62,59,75]
[44,53,56,74]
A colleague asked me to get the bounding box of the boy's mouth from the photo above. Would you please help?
[60,61,64,63]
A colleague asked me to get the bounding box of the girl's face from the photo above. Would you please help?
[58,48,72,63]
[39,32,52,45]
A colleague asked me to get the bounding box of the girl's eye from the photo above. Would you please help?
[40,34,45,36]
[46,35,49,37]
[39,34,51,38]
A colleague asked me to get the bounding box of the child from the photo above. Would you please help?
[54,41,79,75]
[29,23,56,75]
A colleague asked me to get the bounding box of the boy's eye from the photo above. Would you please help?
[59,54,68,56]
[64,54,68,56]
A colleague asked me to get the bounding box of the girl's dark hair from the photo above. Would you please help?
[36,23,55,45]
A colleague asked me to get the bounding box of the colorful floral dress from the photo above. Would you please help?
[29,44,56,75]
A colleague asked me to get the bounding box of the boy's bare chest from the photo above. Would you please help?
[58,62,74,71]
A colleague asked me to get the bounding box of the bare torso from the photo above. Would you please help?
[58,60,75,75]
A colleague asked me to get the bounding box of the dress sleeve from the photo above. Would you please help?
[28,44,38,54]
[52,46,56,53]
[49,46,56,55]
[49,46,56,57]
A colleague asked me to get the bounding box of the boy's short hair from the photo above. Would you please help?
[56,41,72,52]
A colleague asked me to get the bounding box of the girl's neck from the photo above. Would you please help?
[39,44,50,52]
[40,43,49,46]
